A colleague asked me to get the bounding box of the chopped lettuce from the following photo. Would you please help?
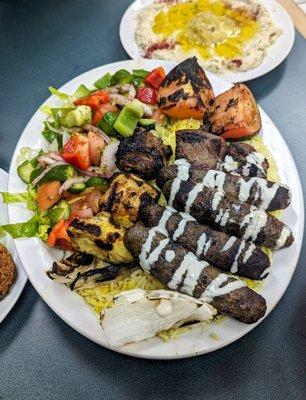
[49,86,70,101]
[16,147,42,166]
[1,216,39,238]
[1,211,52,241]
[1,192,29,204]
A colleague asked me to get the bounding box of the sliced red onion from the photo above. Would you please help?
[59,177,89,194]
[109,94,129,106]
[83,124,111,144]
[119,84,136,98]
[100,141,120,178]
[76,167,109,178]
[32,161,68,185]
[38,152,66,167]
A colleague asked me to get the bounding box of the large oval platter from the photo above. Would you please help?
[7,60,304,359]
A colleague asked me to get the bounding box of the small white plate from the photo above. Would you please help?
[119,0,295,82]
[7,60,304,359]
[0,169,27,324]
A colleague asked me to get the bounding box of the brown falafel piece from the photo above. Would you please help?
[0,242,16,298]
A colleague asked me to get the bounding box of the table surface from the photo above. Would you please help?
[0,1,306,399]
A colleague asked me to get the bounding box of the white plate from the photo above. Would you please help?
[7,60,303,359]
[0,169,27,324]
[119,0,295,82]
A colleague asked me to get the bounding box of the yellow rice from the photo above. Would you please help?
[77,118,280,339]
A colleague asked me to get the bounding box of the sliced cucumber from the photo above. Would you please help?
[138,118,156,128]
[47,200,71,225]
[39,165,75,184]
[98,111,118,135]
[86,177,109,191]
[17,161,35,184]
[68,182,86,194]
[94,73,112,90]
[60,105,92,128]
[30,166,44,183]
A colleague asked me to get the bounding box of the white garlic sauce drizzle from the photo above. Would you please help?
[211,191,224,211]
[172,213,194,241]
[218,155,238,173]
[139,208,174,272]
[275,225,291,249]
[242,243,256,263]
[185,182,203,214]
[168,159,191,207]
[240,207,268,242]
[174,158,191,180]
[200,274,245,303]
[167,252,207,296]
[169,178,182,207]
[230,241,246,274]
[260,267,271,279]
[202,170,226,192]
[238,177,279,210]
[196,232,212,257]
[221,236,237,252]
[165,250,175,263]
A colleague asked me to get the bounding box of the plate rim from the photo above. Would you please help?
[7,59,304,359]
[119,0,295,82]
[0,169,27,324]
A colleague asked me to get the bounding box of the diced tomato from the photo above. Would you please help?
[88,131,106,166]
[136,87,158,104]
[221,127,250,140]
[61,133,90,170]
[92,103,117,125]
[145,67,166,90]
[74,90,110,110]
[47,219,72,250]
[69,188,102,219]
[36,181,62,212]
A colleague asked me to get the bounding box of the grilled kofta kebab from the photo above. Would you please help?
[161,178,293,250]
[157,160,291,212]
[141,204,271,280]
[124,222,267,324]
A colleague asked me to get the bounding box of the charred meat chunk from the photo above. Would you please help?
[115,130,172,180]
[175,130,227,170]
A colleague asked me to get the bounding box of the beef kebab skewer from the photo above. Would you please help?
[124,222,267,324]
[157,160,291,212]
[141,204,271,280]
[161,178,293,250]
